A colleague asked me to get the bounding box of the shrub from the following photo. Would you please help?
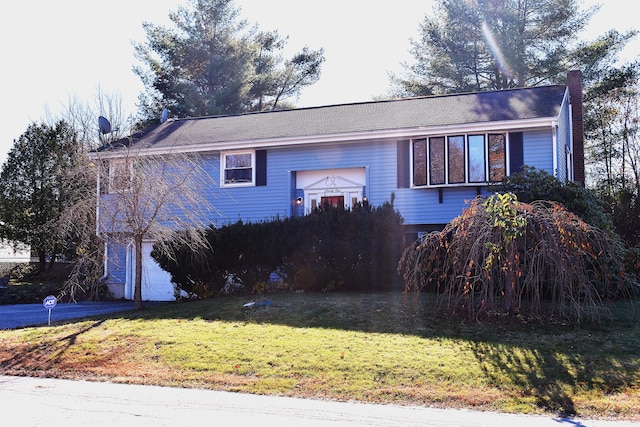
[8,263,40,282]
[8,283,61,304]
[494,166,613,231]
[398,193,633,324]
[155,197,405,297]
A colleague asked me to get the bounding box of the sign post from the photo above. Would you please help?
[43,295,57,326]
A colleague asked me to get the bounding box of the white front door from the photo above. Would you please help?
[297,168,366,213]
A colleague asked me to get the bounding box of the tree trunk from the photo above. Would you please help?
[37,251,46,273]
[134,234,143,310]
[503,243,516,313]
[47,252,57,272]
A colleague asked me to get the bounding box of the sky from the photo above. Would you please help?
[1,0,638,165]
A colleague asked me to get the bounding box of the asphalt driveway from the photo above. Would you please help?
[0,301,138,329]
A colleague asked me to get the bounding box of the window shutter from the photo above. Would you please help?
[509,132,524,175]
[397,140,410,188]
[256,150,267,186]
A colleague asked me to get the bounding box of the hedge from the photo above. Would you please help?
[153,198,405,297]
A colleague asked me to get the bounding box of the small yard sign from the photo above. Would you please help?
[43,295,57,325]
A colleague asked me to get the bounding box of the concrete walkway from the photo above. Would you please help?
[0,301,137,329]
[0,375,636,427]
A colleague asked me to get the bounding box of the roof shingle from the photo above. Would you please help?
[103,85,566,151]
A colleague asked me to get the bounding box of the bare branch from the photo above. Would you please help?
[91,143,216,308]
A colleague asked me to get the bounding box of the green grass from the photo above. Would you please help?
[0,292,638,420]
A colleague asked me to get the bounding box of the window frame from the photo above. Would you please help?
[221,150,256,187]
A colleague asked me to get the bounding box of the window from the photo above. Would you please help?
[429,137,445,185]
[109,159,131,193]
[468,135,486,182]
[413,139,427,186]
[488,134,506,182]
[448,136,465,184]
[222,151,254,186]
[411,132,508,187]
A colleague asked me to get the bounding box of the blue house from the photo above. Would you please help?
[92,71,585,301]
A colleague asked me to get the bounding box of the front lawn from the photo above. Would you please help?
[0,292,638,420]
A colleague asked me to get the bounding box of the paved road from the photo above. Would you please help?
[0,375,636,427]
[0,301,137,329]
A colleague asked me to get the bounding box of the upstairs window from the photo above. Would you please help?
[429,137,445,185]
[108,159,132,193]
[488,134,506,182]
[468,135,486,182]
[411,133,508,187]
[448,135,465,184]
[222,151,254,186]
[413,139,427,186]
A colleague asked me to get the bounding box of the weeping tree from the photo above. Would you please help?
[399,193,632,324]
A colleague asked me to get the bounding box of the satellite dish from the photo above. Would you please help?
[160,108,168,123]
[98,116,112,134]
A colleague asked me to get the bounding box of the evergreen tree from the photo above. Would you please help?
[133,0,324,120]
[389,0,632,95]
[0,121,84,271]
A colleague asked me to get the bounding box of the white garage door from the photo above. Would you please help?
[141,242,175,301]
[126,242,176,301]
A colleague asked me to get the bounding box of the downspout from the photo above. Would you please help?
[95,161,101,237]
[100,242,108,282]
[552,121,558,178]
[93,160,109,282]
[125,240,135,300]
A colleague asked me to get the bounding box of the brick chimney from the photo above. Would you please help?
[568,70,585,186]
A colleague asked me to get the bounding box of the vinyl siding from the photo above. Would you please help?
[106,241,127,285]
[199,152,289,226]
[153,129,558,229]
[523,129,553,175]
[394,186,482,225]
[100,128,559,237]
[198,141,402,226]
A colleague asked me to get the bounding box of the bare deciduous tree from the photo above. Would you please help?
[55,153,104,301]
[37,87,138,300]
[90,144,214,309]
[45,86,136,151]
